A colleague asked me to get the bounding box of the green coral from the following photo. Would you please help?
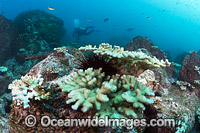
[0,66,8,72]
[56,43,172,119]
[58,67,155,118]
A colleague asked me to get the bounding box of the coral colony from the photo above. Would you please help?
[8,43,179,132]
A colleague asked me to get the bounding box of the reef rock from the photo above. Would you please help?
[197,50,200,55]
[145,86,200,133]
[0,15,17,63]
[8,47,101,132]
[0,93,11,133]
[179,54,200,87]
[125,36,167,60]
[14,10,66,63]
[0,93,12,115]
[174,51,189,64]
[8,44,172,132]
[9,44,199,133]
[0,72,13,96]
[0,115,10,132]
[152,68,172,91]
[15,9,65,44]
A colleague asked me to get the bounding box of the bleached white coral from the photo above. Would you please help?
[54,46,68,53]
[194,66,200,75]
[79,43,170,75]
[79,43,170,67]
[176,80,195,90]
[194,80,200,85]
[8,74,46,108]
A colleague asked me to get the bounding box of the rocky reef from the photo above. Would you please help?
[7,41,200,132]
[8,43,172,132]
[178,53,200,99]
[0,13,199,132]
[179,54,200,85]
[13,9,66,66]
[15,9,65,44]
[1,9,67,80]
[125,36,167,60]
[0,10,68,132]
[0,15,17,64]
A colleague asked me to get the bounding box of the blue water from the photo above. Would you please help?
[1,0,200,56]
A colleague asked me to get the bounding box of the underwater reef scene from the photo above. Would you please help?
[0,1,200,133]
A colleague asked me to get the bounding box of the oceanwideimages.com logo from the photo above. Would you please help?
[25,115,175,129]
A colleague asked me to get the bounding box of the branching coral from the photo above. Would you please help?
[79,43,170,76]
[0,66,8,72]
[57,67,155,118]
[8,74,50,108]
[194,66,200,75]
[9,43,170,121]
[176,80,195,90]
[194,80,200,85]
[56,43,173,118]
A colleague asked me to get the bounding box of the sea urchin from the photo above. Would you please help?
[78,54,118,77]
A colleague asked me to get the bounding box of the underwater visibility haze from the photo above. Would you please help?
[0,0,200,132]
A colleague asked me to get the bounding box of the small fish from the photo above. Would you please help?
[141,13,144,15]
[104,18,109,22]
[151,46,158,49]
[85,18,91,21]
[146,16,151,19]
[162,10,166,12]
[126,28,136,31]
[47,6,55,10]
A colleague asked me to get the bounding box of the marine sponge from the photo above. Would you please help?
[57,67,155,118]
[79,43,170,75]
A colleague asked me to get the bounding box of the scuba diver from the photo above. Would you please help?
[72,19,95,41]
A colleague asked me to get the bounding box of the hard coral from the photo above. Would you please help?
[0,66,8,72]
[8,43,173,132]
[8,74,50,108]
[57,67,155,118]
[79,43,170,76]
